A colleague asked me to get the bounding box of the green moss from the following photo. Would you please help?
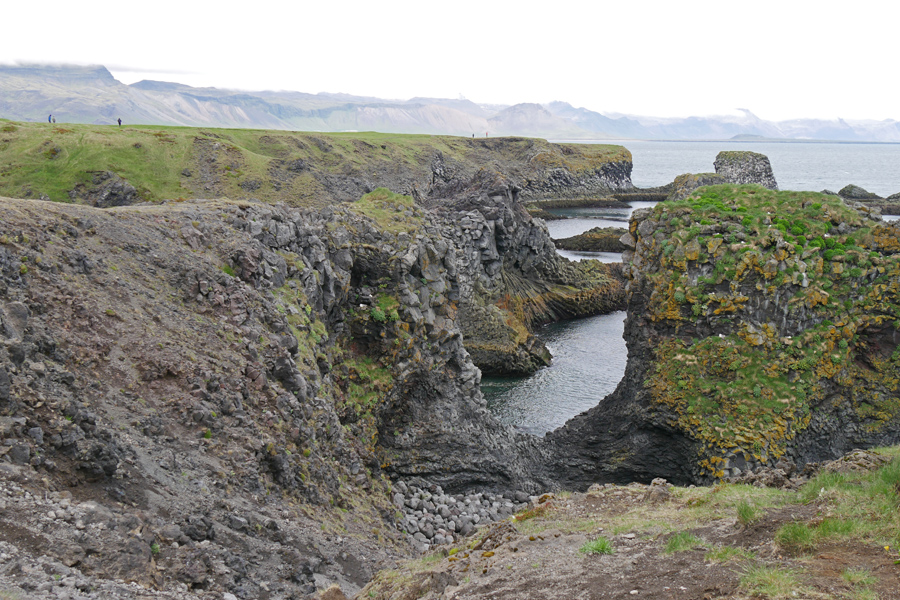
[636,185,900,475]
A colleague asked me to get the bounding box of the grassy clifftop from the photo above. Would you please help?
[0,120,630,207]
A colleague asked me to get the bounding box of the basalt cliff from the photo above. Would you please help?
[0,126,629,599]
[546,185,900,486]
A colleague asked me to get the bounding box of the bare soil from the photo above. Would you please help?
[360,484,900,600]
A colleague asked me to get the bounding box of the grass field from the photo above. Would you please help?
[0,120,629,206]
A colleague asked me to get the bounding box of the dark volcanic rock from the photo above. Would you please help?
[668,151,778,201]
[713,151,778,189]
[839,184,882,200]
[553,227,628,252]
[426,170,626,377]
[69,171,141,207]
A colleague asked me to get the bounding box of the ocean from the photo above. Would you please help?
[557,140,900,197]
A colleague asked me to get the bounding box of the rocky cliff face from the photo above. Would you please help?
[669,150,778,201]
[713,151,778,189]
[545,184,900,487]
[423,170,625,375]
[0,159,627,595]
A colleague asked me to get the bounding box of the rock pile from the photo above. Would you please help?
[392,480,530,551]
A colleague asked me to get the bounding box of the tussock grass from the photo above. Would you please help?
[739,564,810,599]
[774,522,815,554]
[664,531,704,554]
[842,567,877,588]
[796,450,900,549]
[704,545,755,563]
[579,536,614,555]
[736,497,761,525]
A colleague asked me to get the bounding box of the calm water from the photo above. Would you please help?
[621,140,900,197]
[482,312,627,435]
[484,142,899,435]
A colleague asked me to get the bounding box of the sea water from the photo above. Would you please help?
[623,140,900,197]
[484,141,900,435]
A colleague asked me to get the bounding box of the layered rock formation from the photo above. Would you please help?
[669,150,778,200]
[546,184,900,486]
[0,148,631,595]
[423,172,625,376]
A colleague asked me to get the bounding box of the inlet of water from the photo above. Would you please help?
[482,311,627,436]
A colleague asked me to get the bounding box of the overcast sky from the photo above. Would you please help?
[3,0,897,122]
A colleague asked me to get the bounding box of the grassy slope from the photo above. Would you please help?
[362,447,900,599]
[0,120,629,207]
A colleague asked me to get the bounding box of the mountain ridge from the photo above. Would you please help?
[4,64,900,141]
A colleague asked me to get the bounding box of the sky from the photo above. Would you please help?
[3,0,898,122]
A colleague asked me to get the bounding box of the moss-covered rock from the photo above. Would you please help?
[839,184,882,200]
[544,184,900,486]
[553,227,629,252]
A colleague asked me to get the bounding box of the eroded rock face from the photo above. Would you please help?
[424,170,625,376]
[713,151,778,189]
[544,186,900,487]
[669,151,778,201]
[69,171,140,207]
[2,175,610,594]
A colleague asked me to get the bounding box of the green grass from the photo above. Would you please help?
[350,188,421,234]
[774,522,815,554]
[664,531,703,554]
[0,120,629,206]
[739,564,809,599]
[704,545,755,563]
[579,536,614,555]
[842,567,877,588]
[737,498,761,525]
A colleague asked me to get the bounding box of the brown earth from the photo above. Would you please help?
[360,480,900,600]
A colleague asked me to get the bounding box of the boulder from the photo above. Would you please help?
[839,184,881,200]
[713,151,778,190]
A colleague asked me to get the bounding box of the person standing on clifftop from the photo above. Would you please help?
[117,118,122,126]
[48,115,52,123]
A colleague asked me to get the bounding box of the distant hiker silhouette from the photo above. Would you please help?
[117,118,122,126]
[48,115,52,123]
[52,117,56,123]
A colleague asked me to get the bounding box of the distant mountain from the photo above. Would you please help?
[545,101,649,138]
[2,63,900,142]
[488,103,586,138]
